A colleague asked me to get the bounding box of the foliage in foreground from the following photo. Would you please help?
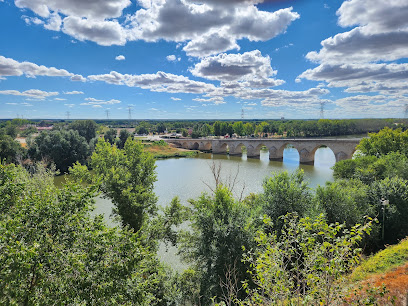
[178,186,259,305]
[242,214,373,305]
[0,163,171,305]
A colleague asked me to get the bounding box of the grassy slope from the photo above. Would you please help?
[346,238,408,305]
[352,238,408,281]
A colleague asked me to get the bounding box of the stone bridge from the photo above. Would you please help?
[165,138,361,164]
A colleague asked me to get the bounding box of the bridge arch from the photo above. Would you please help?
[190,142,199,150]
[230,143,246,156]
[219,142,230,154]
[277,143,300,164]
[199,141,212,151]
[311,145,335,167]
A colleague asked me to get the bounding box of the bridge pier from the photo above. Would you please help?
[247,145,260,158]
[212,142,228,154]
[268,146,283,161]
[334,151,353,162]
[298,148,315,165]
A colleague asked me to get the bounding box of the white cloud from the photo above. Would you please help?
[330,94,408,118]
[128,2,299,56]
[14,0,299,56]
[71,74,87,82]
[193,97,225,104]
[62,16,127,46]
[306,28,408,64]
[23,16,44,25]
[171,97,181,101]
[44,12,62,31]
[166,55,177,62]
[54,97,66,100]
[191,50,276,82]
[15,0,131,19]
[0,55,81,79]
[85,97,104,102]
[0,89,59,99]
[298,0,408,98]
[64,90,84,94]
[337,0,408,32]
[88,70,217,94]
[6,103,18,105]
[81,98,121,105]
[115,55,125,61]
[183,30,240,57]
[64,103,75,107]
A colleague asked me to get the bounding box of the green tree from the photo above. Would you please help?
[357,127,408,157]
[243,123,255,136]
[332,156,378,180]
[0,134,22,163]
[137,121,150,135]
[104,128,117,145]
[315,179,373,228]
[243,214,372,305]
[118,129,132,149]
[4,124,18,138]
[178,186,259,304]
[200,123,212,137]
[91,138,157,232]
[333,152,408,182]
[69,119,98,142]
[368,176,408,247]
[213,121,222,136]
[0,163,171,305]
[28,129,89,172]
[157,122,166,134]
[233,121,245,137]
[260,170,312,232]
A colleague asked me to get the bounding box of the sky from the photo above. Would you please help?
[0,0,407,120]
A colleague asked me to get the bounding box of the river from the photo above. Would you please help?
[89,147,336,271]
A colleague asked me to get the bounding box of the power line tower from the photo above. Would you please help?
[128,106,133,120]
[66,111,70,120]
[241,108,244,120]
[105,110,110,120]
[320,101,326,119]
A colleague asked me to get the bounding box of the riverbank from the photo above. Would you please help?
[143,140,198,159]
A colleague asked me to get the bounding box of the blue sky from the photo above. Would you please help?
[0,0,407,119]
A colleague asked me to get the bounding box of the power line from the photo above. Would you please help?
[66,111,70,120]
[241,108,244,120]
[105,110,110,120]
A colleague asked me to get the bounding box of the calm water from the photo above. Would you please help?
[56,147,336,270]
[88,147,336,270]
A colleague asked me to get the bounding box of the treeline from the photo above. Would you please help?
[93,118,406,138]
[0,119,138,173]
[1,127,408,304]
